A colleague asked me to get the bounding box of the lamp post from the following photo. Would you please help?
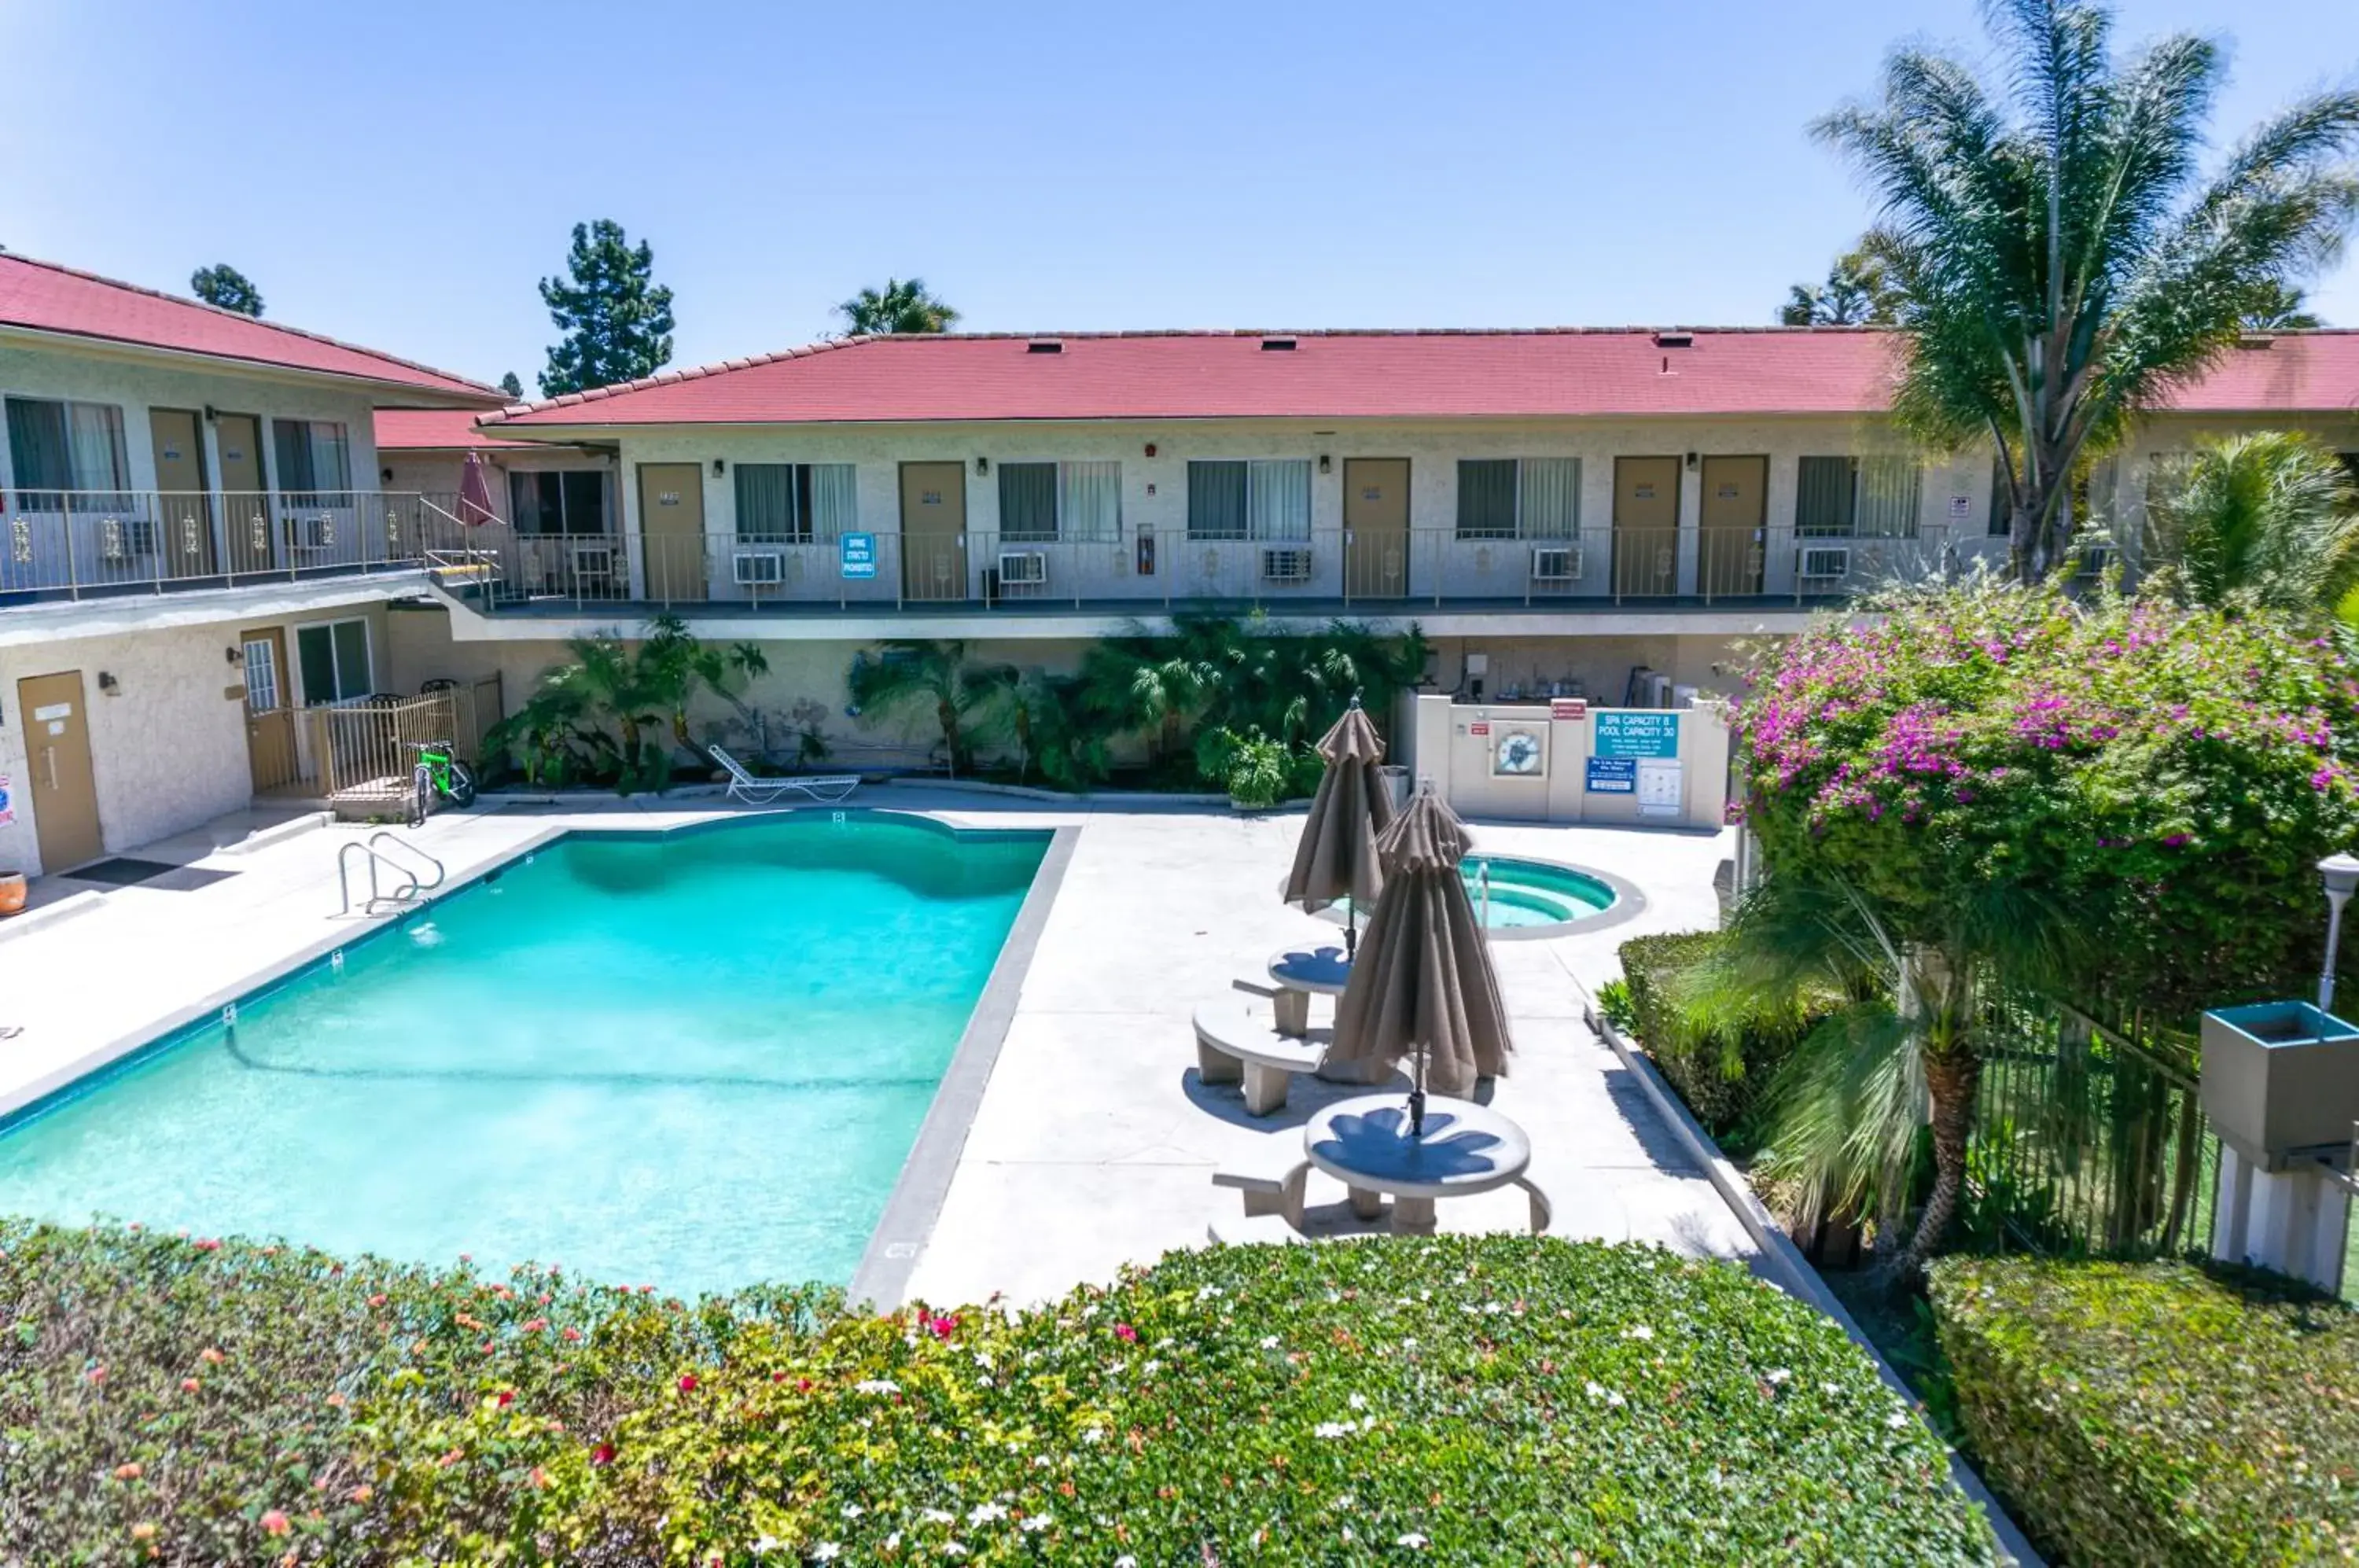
[2320,852,2359,1014]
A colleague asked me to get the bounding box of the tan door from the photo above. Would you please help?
[216,413,272,575]
[148,408,218,576]
[900,462,969,602]
[16,671,103,873]
[1697,455,1766,598]
[1344,458,1411,599]
[1613,456,1681,597]
[240,626,300,793]
[636,464,708,602]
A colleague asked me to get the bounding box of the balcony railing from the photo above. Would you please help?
[0,489,491,602]
[466,521,1973,615]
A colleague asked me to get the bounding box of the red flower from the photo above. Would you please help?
[561,1327,582,1343]
[521,1317,548,1334]
[86,1365,106,1386]
[926,1313,959,1339]
[676,1374,697,1393]
[1113,1323,1139,1343]
[366,1294,388,1309]
[180,1378,201,1393]
[193,1238,221,1252]
[589,1443,615,1467]
[260,1509,290,1537]
[495,1389,515,1408]
[797,1378,813,1393]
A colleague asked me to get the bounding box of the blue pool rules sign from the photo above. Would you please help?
[1585,756,1636,794]
[1593,711,1680,759]
[839,532,878,580]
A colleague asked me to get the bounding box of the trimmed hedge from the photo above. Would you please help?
[0,1223,1997,1564]
[1618,929,1807,1133]
[1932,1255,2359,1566]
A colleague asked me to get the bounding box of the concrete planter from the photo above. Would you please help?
[2199,1000,2359,1170]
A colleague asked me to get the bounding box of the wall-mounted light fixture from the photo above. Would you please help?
[712,458,727,477]
[1143,443,1157,458]
[1318,455,1332,474]
[97,672,120,695]
[381,468,394,485]
[975,457,990,477]
[202,405,218,424]
[225,646,244,667]
[1684,451,1699,469]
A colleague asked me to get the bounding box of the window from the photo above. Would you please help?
[293,618,372,705]
[1795,455,1921,538]
[997,460,1120,542]
[1187,458,1311,541]
[270,420,351,498]
[4,396,128,497]
[510,469,610,536]
[1455,458,1580,539]
[734,462,856,542]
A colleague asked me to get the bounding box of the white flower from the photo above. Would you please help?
[1142,1360,1161,1376]
[1625,1323,1654,1341]
[1887,1411,1910,1430]
[1481,1301,1503,1315]
[968,1502,1007,1526]
[1347,1393,1367,1410]
[921,1507,955,1524]
[811,1545,841,1564]
[974,1352,993,1367]
[1196,1285,1223,1300]
[1765,1368,1792,1386]
[1397,1531,1430,1549]
[1020,1514,1053,1533]
[884,1533,901,1551]
[1082,1304,1100,1319]
[944,1544,968,1558]
[1081,1426,1105,1444]
[1400,1338,1419,1351]
[1031,1453,1053,1468]
[1584,1381,1625,1407]
[1314,1421,1354,1439]
[841,1504,865,1519]
[1115,1557,1138,1568]
[1260,1334,1280,1349]
[751,1537,782,1557]
[977,1375,994,1387]
[854,1378,900,1396]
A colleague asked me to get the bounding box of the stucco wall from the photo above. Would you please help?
[1405,690,1732,830]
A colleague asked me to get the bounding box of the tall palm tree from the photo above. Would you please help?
[1776,242,1904,326]
[836,278,961,336]
[2240,279,2327,330]
[1819,0,2359,580]
[847,640,1012,776]
[2144,431,2359,616]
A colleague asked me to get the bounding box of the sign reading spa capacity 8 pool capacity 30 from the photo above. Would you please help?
[1592,711,1680,759]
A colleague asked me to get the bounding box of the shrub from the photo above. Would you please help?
[0,1224,1995,1565]
[1932,1255,2359,1566]
[1617,930,1809,1133]
[1218,728,1290,808]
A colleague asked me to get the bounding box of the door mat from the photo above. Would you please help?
[63,857,190,888]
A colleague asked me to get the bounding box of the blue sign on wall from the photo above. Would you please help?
[839,532,878,580]
[1593,711,1680,759]
[1585,756,1636,794]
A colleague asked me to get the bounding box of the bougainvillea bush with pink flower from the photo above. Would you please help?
[0,1222,1997,1565]
[1742,580,2359,1020]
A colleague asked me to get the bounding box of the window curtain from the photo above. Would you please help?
[1795,457,1857,536]
[1517,458,1580,539]
[1188,460,1248,539]
[310,422,351,494]
[1855,457,1921,538]
[808,463,856,539]
[4,396,72,495]
[65,403,127,493]
[997,462,1059,540]
[1059,460,1121,541]
[1456,459,1517,538]
[1246,458,1311,541]
[734,463,797,540]
[510,472,553,535]
[273,420,350,498]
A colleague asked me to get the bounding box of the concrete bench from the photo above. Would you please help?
[1211,1155,1312,1228]
[1194,996,1330,1115]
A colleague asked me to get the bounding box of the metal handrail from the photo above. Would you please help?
[336,831,445,916]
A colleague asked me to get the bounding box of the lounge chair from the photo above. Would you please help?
[708,745,859,805]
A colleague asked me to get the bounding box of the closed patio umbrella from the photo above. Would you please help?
[1326,782,1512,1136]
[1283,695,1395,959]
[456,450,497,525]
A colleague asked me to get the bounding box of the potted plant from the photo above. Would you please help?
[0,870,25,917]
[1223,731,1290,813]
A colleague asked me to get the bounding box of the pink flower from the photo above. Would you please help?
[260,1510,290,1537]
[926,1313,958,1340]
[676,1374,698,1393]
[1114,1323,1139,1343]
[590,1442,616,1467]
[193,1238,222,1252]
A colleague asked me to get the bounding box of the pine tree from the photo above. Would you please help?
[190,264,263,317]
[537,220,675,396]
[499,372,524,399]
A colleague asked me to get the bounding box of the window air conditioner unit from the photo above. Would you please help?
[732,549,785,585]
[572,543,616,578]
[1530,545,1582,583]
[1798,543,1853,580]
[997,550,1049,587]
[100,518,156,560]
[1260,547,1313,583]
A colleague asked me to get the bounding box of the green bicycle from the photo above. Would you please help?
[406,739,478,826]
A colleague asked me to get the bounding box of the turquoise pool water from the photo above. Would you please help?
[1463,855,1619,929]
[0,815,1046,1294]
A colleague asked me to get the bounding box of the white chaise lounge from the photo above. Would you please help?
[708,745,860,805]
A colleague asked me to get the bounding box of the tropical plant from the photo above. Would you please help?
[189,263,263,317]
[835,276,959,336]
[786,697,834,770]
[2240,278,2327,330]
[1817,0,2359,579]
[1732,576,2359,1275]
[845,640,1014,776]
[538,219,676,396]
[488,619,761,793]
[1777,240,1904,325]
[2143,431,2359,617]
[639,613,770,753]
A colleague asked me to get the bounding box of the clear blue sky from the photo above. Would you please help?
[3,1,2354,390]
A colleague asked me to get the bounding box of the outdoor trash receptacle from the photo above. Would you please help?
[2199,1001,2359,1170]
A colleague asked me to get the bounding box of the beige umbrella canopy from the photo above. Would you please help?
[1327,784,1512,1133]
[1283,697,1397,957]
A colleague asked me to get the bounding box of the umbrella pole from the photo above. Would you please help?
[1409,1042,1427,1139]
[1345,900,1357,961]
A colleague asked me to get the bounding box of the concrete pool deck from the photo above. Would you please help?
[0,790,1749,1306]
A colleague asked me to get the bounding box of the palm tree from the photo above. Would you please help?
[1776,242,1904,326]
[2143,432,2359,616]
[847,640,1013,776]
[640,613,771,753]
[1818,0,2359,580]
[837,278,960,336]
[2240,279,2326,330]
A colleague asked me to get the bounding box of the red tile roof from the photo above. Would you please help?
[480,326,2359,429]
[0,254,501,403]
[374,408,537,451]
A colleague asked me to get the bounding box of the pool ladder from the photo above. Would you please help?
[1476,861,1492,929]
[337,831,447,916]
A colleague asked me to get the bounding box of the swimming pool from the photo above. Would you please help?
[1462,855,1621,930]
[0,814,1048,1295]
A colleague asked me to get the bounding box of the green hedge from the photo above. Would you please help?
[1618,929,1809,1133]
[1932,1255,2359,1566]
[0,1223,1995,1564]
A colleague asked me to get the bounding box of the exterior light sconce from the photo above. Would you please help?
[975,457,990,477]
[1685,451,1699,469]
[1318,455,1332,474]
[202,405,218,423]
[712,459,726,477]
[225,646,243,666]
[1144,443,1157,458]
[98,672,120,695]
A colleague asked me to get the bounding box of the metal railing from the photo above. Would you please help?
[0,489,498,602]
[296,690,492,814]
[462,521,1974,615]
[337,830,445,916]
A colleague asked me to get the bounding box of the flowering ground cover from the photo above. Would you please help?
[0,1223,1994,1564]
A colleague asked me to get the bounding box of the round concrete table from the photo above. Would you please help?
[1303,1094,1547,1235]
[1267,943,1375,1083]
